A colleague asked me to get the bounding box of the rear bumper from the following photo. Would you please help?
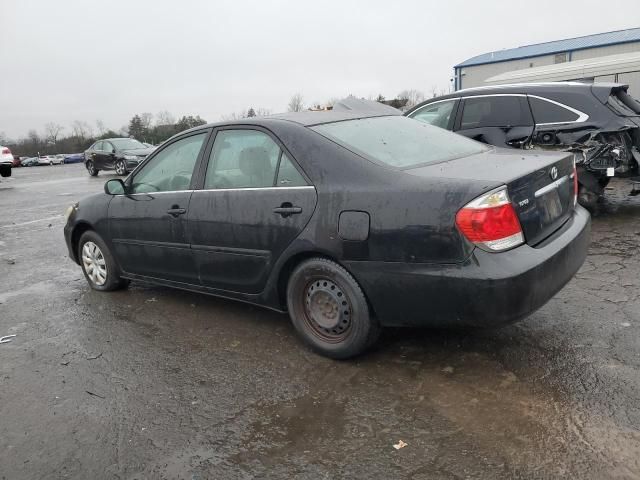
[346,206,591,328]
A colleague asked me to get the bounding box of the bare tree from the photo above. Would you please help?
[44,122,64,144]
[254,107,272,116]
[27,129,40,145]
[398,89,426,108]
[0,131,6,144]
[96,119,106,135]
[71,120,92,140]
[220,110,247,121]
[140,112,153,130]
[287,93,304,112]
[156,110,175,125]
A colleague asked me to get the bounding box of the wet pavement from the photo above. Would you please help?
[1,164,639,479]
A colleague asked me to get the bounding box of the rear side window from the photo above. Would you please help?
[528,96,580,123]
[409,100,457,129]
[312,116,487,169]
[205,130,307,189]
[93,141,103,151]
[460,96,532,129]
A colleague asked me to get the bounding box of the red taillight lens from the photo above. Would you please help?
[1,148,10,155]
[455,187,524,252]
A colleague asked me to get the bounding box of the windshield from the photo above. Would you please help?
[608,90,640,116]
[311,116,487,169]
[110,138,147,150]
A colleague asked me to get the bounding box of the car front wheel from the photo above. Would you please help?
[78,231,129,291]
[86,160,98,176]
[286,257,380,359]
[115,159,127,176]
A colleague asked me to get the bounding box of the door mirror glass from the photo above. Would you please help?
[104,179,125,195]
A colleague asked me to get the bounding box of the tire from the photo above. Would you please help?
[286,257,380,359]
[86,160,98,176]
[49,161,53,166]
[578,185,598,210]
[78,230,129,291]
[115,159,127,176]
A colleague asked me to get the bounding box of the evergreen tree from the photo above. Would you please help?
[128,115,145,140]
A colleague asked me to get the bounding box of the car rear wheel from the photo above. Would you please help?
[86,160,98,176]
[115,159,127,176]
[286,257,380,359]
[78,231,129,291]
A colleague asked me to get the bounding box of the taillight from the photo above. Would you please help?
[1,148,10,155]
[455,187,524,252]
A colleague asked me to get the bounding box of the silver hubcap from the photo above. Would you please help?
[116,161,125,174]
[82,241,107,286]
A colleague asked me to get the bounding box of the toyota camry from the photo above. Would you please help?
[64,111,590,358]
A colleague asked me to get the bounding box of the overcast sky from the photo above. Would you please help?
[0,0,637,139]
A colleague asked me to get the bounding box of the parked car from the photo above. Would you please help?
[20,157,40,167]
[12,155,21,167]
[84,138,154,176]
[405,82,640,208]
[55,154,66,164]
[64,112,590,358]
[0,146,12,177]
[63,153,84,164]
[38,155,62,165]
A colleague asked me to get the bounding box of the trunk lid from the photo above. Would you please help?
[406,147,576,246]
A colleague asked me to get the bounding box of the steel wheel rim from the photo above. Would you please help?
[116,161,125,175]
[87,162,95,174]
[82,241,107,286]
[303,278,352,342]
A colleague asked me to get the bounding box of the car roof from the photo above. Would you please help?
[413,82,626,103]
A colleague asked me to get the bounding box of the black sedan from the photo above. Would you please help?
[405,82,640,208]
[84,138,155,176]
[64,112,590,358]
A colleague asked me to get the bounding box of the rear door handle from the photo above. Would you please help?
[167,207,187,217]
[273,203,302,218]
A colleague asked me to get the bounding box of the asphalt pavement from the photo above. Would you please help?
[1,164,639,479]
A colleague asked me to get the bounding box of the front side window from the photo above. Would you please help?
[130,133,206,193]
[528,96,580,123]
[460,96,532,129]
[205,130,285,189]
[409,100,456,129]
[312,116,487,169]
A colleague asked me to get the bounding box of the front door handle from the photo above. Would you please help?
[167,206,186,217]
[273,202,302,218]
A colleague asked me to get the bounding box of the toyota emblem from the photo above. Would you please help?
[549,166,558,180]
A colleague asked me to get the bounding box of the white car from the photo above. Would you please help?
[38,155,63,165]
[1,145,13,166]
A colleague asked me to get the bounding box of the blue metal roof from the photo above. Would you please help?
[455,28,640,68]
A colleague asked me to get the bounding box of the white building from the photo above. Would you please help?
[454,28,640,95]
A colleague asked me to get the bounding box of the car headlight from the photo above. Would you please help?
[123,155,138,161]
[64,202,79,221]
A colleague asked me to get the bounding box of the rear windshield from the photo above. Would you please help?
[311,116,487,169]
[608,90,640,116]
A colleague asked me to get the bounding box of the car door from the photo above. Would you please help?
[101,141,116,169]
[108,130,209,283]
[407,99,459,130]
[188,127,317,294]
[88,141,103,168]
[455,95,534,148]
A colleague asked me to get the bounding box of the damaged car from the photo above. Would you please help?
[406,82,640,208]
[64,112,590,359]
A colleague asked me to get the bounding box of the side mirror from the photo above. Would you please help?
[104,178,125,195]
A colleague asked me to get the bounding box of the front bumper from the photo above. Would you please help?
[346,206,591,328]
